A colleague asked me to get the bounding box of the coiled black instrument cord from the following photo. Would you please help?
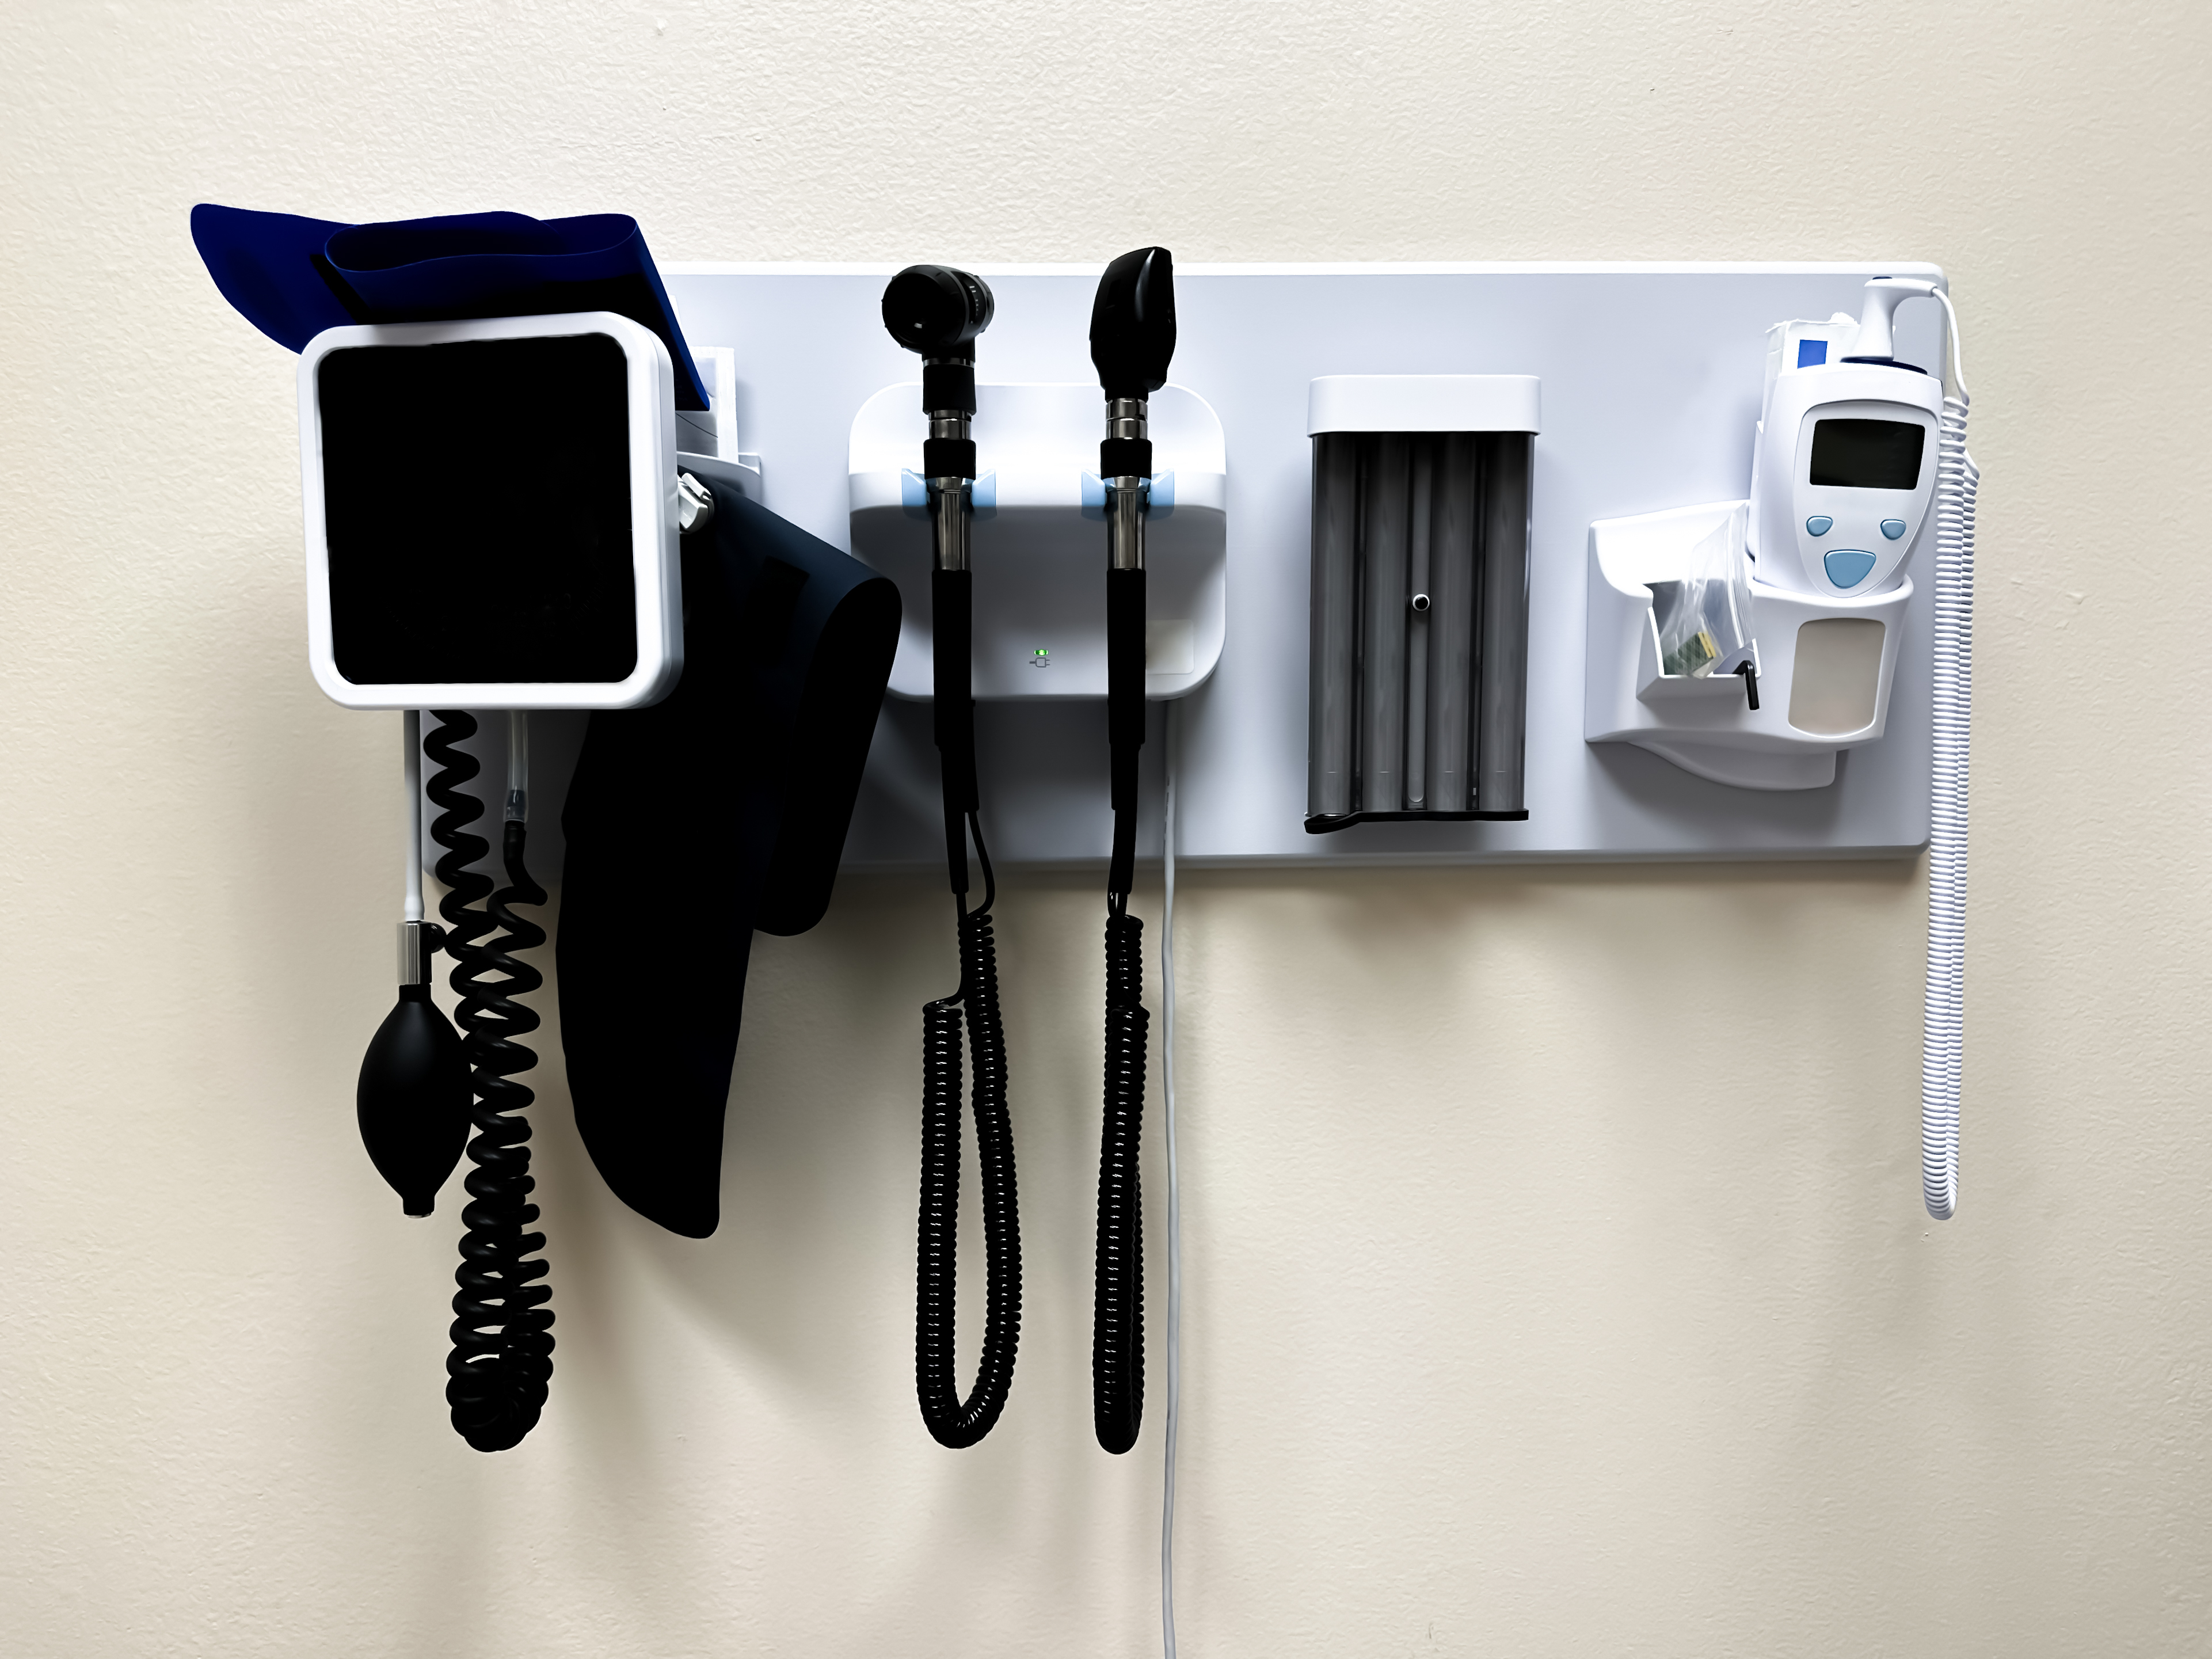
[1095,901,1149,1455]
[916,816,1022,1447]
[913,572,1023,1448]
[424,711,555,1453]
[1097,570,1150,1457]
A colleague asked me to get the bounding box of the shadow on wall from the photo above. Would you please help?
[515,866,1177,1628]
[388,849,1970,1641]
[525,850,1931,1389]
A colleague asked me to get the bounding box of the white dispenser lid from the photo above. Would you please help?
[1307,374,1540,436]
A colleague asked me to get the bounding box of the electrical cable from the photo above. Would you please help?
[1921,291,1977,1220]
[1159,700,1182,1659]
[423,710,555,1452]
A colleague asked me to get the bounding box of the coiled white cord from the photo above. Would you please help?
[1922,290,1977,1220]
[1160,700,1182,1658]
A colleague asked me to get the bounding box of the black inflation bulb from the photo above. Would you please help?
[356,937,470,1216]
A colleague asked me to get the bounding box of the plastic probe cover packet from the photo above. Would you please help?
[1654,502,1756,679]
[189,203,711,410]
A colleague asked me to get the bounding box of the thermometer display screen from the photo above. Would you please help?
[1809,418,1925,490]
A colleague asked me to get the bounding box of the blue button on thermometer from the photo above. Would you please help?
[1805,515,1833,536]
[1881,518,1908,540]
[1823,549,1878,589]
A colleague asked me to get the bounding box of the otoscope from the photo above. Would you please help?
[882,265,1024,1448]
[1088,246,1176,1455]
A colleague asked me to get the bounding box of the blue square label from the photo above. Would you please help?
[1797,338,1829,368]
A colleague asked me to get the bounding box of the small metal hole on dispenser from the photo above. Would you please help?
[1410,592,1431,612]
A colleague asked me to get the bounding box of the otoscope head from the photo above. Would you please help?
[882,265,995,358]
[1090,246,1177,398]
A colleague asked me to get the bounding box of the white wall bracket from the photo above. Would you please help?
[847,381,1226,701]
[1585,501,1914,790]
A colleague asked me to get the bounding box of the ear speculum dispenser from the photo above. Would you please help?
[1305,376,1541,831]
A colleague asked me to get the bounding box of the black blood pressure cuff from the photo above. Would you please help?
[557,469,901,1237]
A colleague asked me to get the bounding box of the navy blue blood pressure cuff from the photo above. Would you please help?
[557,467,902,1238]
[189,202,710,409]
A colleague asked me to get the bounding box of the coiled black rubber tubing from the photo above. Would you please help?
[1094,907,1149,1455]
[915,816,1022,1448]
[424,713,555,1453]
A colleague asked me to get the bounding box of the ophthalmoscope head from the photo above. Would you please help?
[1090,246,1177,399]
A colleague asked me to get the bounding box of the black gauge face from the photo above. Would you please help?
[318,333,638,684]
[1808,417,1925,490]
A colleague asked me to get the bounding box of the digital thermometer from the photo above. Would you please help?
[1748,277,1945,598]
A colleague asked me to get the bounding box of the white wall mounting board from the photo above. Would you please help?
[659,264,1946,870]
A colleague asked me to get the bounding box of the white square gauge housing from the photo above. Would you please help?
[298,311,682,711]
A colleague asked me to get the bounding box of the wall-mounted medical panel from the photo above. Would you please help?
[656,265,1943,869]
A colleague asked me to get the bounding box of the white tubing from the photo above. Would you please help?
[1922,291,1976,1220]
[402,709,424,923]
[1159,700,1182,1659]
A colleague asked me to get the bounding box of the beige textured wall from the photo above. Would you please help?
[5,1,2209,1654]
